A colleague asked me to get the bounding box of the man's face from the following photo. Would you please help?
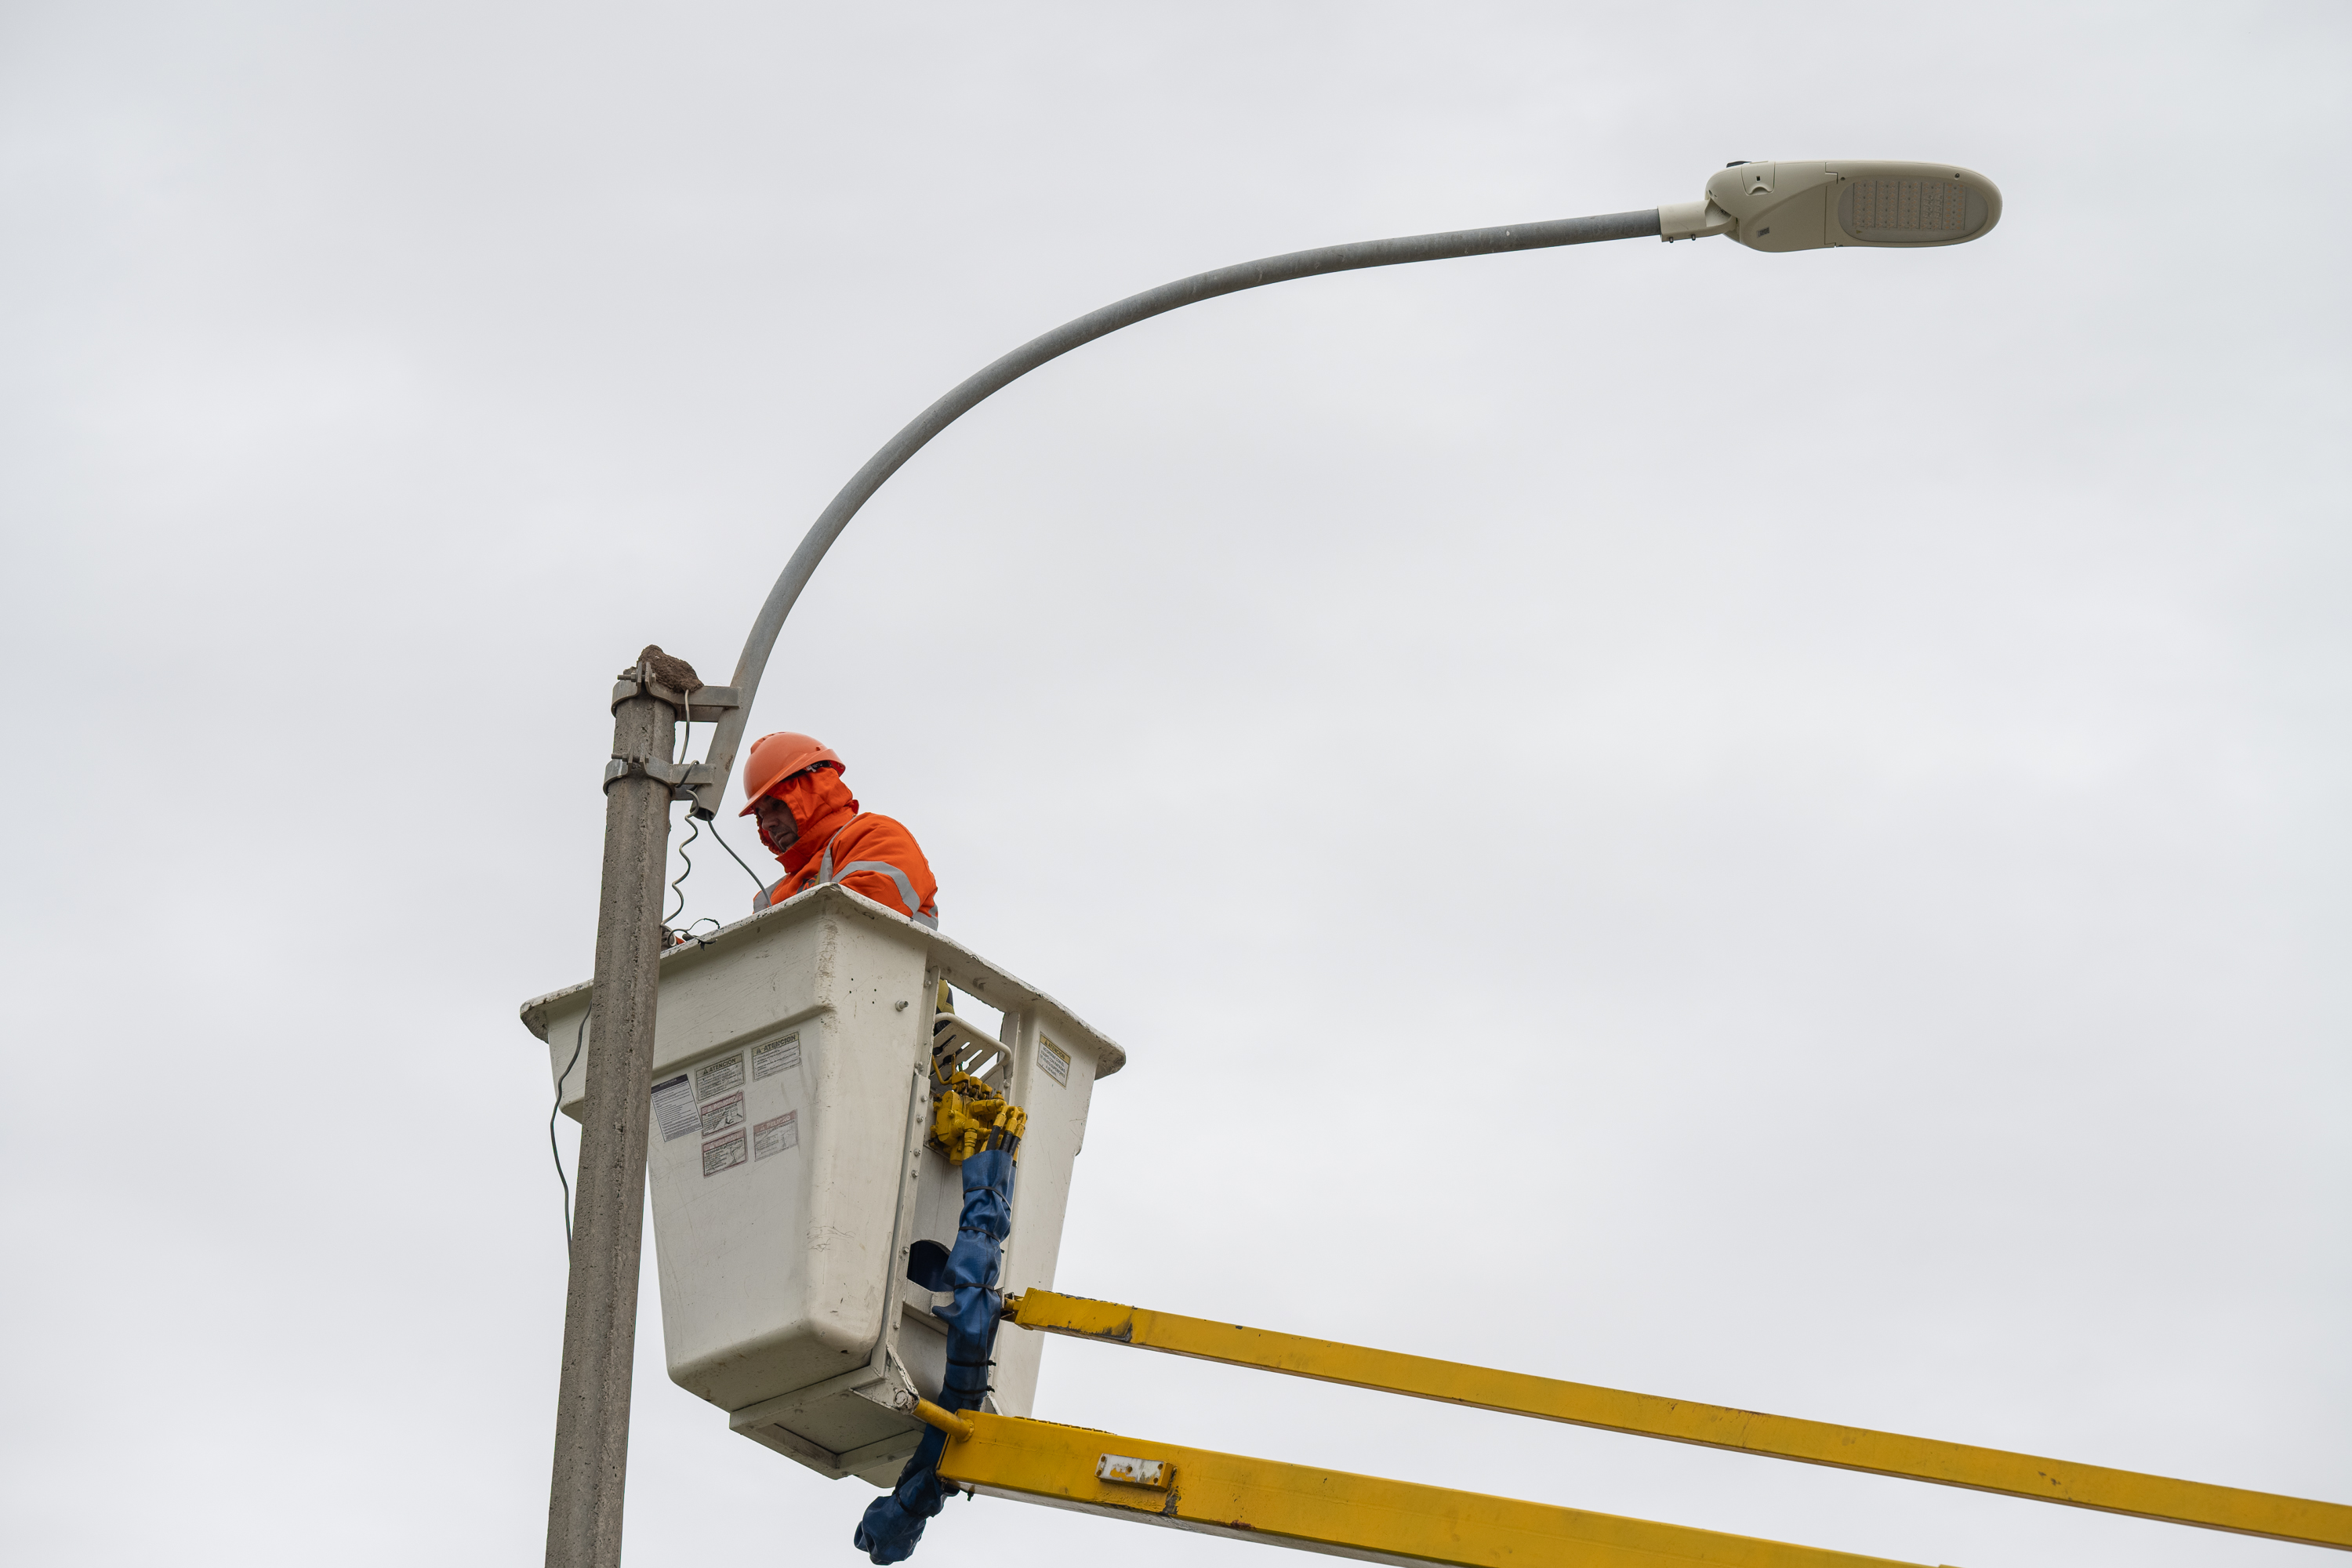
[752,793,799,851]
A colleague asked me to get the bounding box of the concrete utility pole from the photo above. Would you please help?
[546,659,682,1568]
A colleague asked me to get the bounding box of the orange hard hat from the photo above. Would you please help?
[739,731,844,815]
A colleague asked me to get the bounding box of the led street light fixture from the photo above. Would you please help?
[1660,160,2002,252]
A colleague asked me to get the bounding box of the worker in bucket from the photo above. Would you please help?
[739,731,939,928]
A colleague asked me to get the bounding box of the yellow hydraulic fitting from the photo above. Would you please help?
[909,1398,973,1441]
[927,1091,1021,1166]
[931,1088,1026,1163]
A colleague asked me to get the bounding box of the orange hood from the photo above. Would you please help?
[756,764,860,875]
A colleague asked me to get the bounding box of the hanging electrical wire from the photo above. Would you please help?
[708,815,772,897]
[666,812,701,927]
[669,695,775,902]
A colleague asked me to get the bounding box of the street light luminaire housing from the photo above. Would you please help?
[1661,160,2002,252]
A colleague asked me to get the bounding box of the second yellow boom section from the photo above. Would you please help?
[935,1410,1944,1568]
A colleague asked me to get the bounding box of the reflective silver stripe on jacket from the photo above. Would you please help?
[752,879,782,913]
[818,831,938,929]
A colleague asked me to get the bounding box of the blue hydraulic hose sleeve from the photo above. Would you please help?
[853,1429,947,1564]
[854,1150,1020,1563]
[941,1148,1014,1342]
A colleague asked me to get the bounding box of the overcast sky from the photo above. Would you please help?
[3,3,2347,1566]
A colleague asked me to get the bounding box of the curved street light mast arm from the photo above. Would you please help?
[693,205,1663,815]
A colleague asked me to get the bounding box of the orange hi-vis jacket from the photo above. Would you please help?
[753,767,938,927]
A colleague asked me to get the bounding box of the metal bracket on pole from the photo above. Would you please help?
[608,676,740,722]
[601,757,722,804]
[608,673,739,818]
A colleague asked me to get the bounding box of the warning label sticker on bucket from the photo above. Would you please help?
[1040,1037,1071,1088]
[753,1112,799,1160]
[695,1053,745,1101]
[753,1034,800,1080]
[702,1130,747,1176]
[651,1074,699,1142]
[699,1091,744,1138]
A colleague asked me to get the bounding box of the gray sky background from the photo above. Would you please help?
[3,3,2347,1565]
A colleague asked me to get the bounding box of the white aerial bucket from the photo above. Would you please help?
[520,881,1126,1485]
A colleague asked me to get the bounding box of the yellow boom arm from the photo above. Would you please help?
[931,1407,1952,1568]
[1005,1287,2350,1555]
